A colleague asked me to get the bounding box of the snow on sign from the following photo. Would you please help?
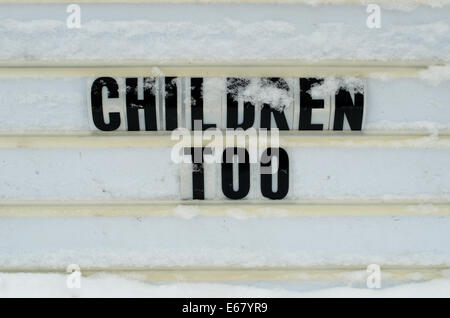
[87,76,365,200]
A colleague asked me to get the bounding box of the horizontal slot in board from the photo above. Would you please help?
[0,200,449,217]
[0,133,449,148]
[0,0,447,5]
[1,267,449,283]
[0,61,441,78]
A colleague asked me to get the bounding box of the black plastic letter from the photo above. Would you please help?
[299,78,325,130]
[165,77,178,130]
[90,77,121,131]
[333,88,364,131]
[260,148,289,200]
[260,78,290,130]
[226,78,255,129]
[126,77,157,131]
[191,78,216,131]
[221,148,250,200]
